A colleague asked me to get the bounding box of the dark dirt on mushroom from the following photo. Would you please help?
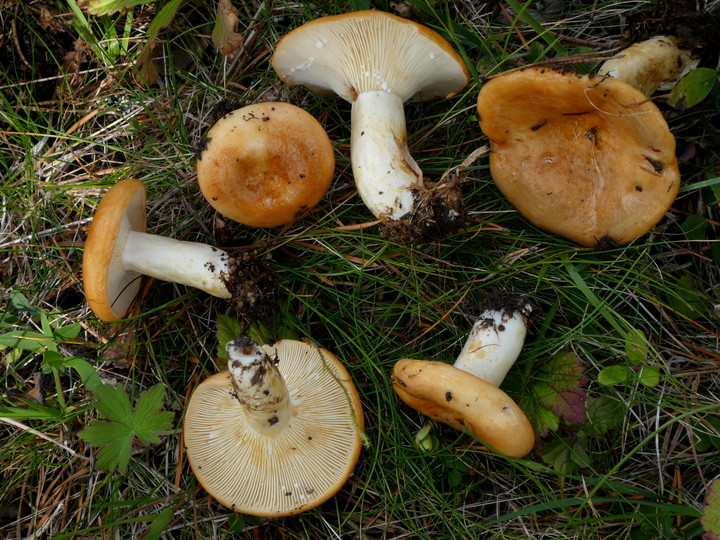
[221,252,279,327]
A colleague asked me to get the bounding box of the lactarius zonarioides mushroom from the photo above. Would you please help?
[392,301,534,458]
[271,10,470,242]
[183,337,364,516]
[598,35,700,97]
[83,178,269,321]
[196,102,335,227]
[476,67,680,247]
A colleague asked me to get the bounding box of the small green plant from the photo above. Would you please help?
[597,328,661,389]
[78,383,174,472]
[0,291,173,472]
[0,291,102,418]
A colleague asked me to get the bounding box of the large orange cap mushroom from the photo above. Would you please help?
[196,102,335,228]
[392,360,534,458]
[391,299,535,458]
[271,10,470,240]
[82,178,260,322]
[184,337,364,516]
[476,67,680,247]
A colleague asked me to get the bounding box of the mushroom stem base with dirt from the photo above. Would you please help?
[351,90,466,241]
[123,230,233,299]
[227,337,292,435]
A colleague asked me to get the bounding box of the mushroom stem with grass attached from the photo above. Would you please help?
[392,297,535,458]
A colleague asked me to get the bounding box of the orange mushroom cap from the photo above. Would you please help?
[476,67,680,247]
[82,178,146,321]
[196,102,335,228]
[392,359,535,458]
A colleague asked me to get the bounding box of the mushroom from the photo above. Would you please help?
[391,300,535,458]
[196,102,335,228]
[597,35,700,97]
[475,67,680,247]
[83,178,242,321]
[271,10,470,241]
[183,337,364,516]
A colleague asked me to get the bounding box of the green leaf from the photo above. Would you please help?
[519,395,560,437]
[0,330,52,351]
[541,436,591,475]
[0,312,20,330]
[637,366,660,388]
[8,290,40,317]
[42,350,68,373]
[141,507,175,540]
[415,423,440,451]
[702,478,720,538]
[624,328,648,364]
[583,396,624,437]
[54,323,82,341]
[79,419,132,446]
[667,273,708,319]
[78,383,174,473]
[681,214,710,241]
[217,314,243,359]
[131,384,174,444]
[598,365,631,386]
[536,351,588,425]
[668,68,718,110]
[691,415,720,452]
[77,0,155,16]
[94,384,133,424]
[95,433,133,472]
[63,357,104,393]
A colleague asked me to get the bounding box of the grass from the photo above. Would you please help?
[1,0,720,537]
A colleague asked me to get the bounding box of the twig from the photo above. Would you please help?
[0,417,89,462]
[0,218,91,249]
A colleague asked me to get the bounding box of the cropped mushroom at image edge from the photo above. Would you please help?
[183,338,364,516]
[271,10,471,241]
[196,102,335,228]
[476,67,680,247]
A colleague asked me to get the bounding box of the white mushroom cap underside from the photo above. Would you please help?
[183,339,364,516]
[271,10,469,102]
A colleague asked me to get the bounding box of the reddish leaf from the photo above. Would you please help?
[538,351,588,425]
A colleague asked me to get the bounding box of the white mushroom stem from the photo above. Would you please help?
[227,337,292,435]
[453,304,531,387]
[122,228,232,299]
[598,35,699,96]
[350,91,424,221]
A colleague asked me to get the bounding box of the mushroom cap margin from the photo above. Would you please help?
[476,67,680,247]
[183,339,364,516]
[392,359,534,458]
[271,10,470,103]
[82,178,147,321]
